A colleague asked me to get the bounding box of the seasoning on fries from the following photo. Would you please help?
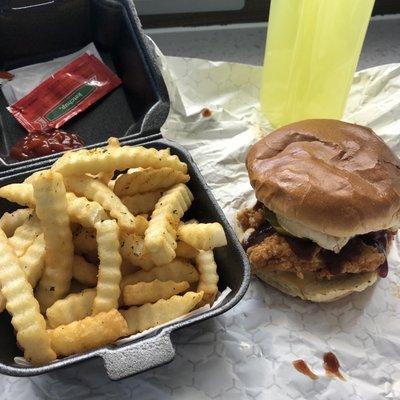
[92,220,121,315]
[33,171,74,312]
[121,291,204,335]
[8,214,41,257]
[0,229,56,364]
[48,309,128,357]
[145,183,194,266]
[113,167,189,196]
[46,288,96,328]
[120,191,162,215]
[0,139,227,365]
[123,280,190,306]
[0,208,33,237]
[196,250,219,306]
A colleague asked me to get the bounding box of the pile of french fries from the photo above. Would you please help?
[0,138,227,365]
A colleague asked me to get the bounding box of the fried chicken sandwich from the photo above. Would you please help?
[238,119,400,302]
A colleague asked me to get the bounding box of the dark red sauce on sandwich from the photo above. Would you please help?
[362,230,393,278]
[242,220,275,251]
[253,201,264,212]
[321,240,363,276]
[284,236,317,261]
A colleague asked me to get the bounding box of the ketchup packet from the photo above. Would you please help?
[7,53,121,133]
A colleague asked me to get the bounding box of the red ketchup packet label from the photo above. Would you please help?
[7,53,121,133]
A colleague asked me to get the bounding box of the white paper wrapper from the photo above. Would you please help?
[1,43,101,105]
[2,44,400,399]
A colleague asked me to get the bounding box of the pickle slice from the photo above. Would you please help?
[264,208,293,237]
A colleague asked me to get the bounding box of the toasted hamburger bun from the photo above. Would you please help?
[255,269,378,303]
[247,119,400,238]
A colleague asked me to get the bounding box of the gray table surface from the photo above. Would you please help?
[146,15,400,70]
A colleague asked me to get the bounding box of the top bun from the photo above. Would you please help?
[247,119,400,237]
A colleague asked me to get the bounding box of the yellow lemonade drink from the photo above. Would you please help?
[260,0,375,127]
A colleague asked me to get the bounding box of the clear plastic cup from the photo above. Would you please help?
[260,0,375,128]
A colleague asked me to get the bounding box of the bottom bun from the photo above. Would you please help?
[255,269,378,302]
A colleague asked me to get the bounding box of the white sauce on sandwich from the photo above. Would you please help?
[275,214,351,253]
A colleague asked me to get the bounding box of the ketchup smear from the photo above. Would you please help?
[292,359,319,380]
[10,129,85,161]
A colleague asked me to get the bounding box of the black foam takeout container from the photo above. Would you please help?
[0,137,251,379]
[0,0,169,169]
[0,0,250,380]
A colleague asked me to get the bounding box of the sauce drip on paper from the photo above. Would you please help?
[323,352,346,381]
[201,107,212,117]
[292,360,319,380]
[292,352,346,381]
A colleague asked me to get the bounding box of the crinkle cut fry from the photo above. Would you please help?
[121,291,203,334]
[196,250,219,306]
[92,220,122,315]
[178,222,227,250]
[0,183,35,207]
[64,176,138,232]
[33,171,74,311]
[8,214,42,257]
[122,280,190,306]
[145,183,193,266]
[121,259,199,288]
[0,183,107,228]
[46,289,96,328]
[72,255,98,287]
[0,233,45,313]
[48,309,128,357]
[175,241,199,259]
[120,232,155,271]
[114,167,189,196]
[0,209,33,237]
[20,233,46,286]
[51,145,187,176]
[96,137,121,184]
[73,227,97,254]
[0,229,56,364]
[120,191,163,215]
[66,192,107,227]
